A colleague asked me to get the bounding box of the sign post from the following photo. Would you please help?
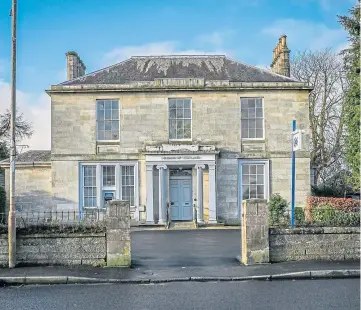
[291,121,303,228]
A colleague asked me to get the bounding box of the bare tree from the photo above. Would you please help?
[291,49,347,185]
[0,108,33,156]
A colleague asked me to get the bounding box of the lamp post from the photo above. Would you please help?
[8,0,17,269]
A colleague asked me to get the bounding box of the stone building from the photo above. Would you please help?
[0,35,312,224]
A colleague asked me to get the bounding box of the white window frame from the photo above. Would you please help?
[237,159,270,216]
[96,99,120,143]
[79,162,139,219]
[240,97,265,140]
[168,97,192,142]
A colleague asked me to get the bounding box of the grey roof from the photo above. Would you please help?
[0,150,51,164]
[59,55,298,85]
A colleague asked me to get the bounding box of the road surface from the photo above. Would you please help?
[1,279,359,310]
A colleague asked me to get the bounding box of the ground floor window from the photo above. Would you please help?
[239,160,269,201]
[81,162,138,209]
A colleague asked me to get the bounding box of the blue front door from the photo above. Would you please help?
[170,177,192,221]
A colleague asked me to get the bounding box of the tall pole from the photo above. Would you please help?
[8,0,17,269]
[291,120,296,228]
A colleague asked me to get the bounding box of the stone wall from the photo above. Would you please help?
[0,200,130,267]
[0,233,106,267]
[269,227,360,262]
[4,165,52,214]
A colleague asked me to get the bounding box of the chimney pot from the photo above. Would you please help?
[66,51,86,80]
[270,35,291,77]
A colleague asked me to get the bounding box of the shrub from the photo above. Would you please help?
[295,207,306,225]
[311,185,345,197]
[305,196,360,221]
[310,208,360,227]
[269,194,289,227]
[310,204,336,223]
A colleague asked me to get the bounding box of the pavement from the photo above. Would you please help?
[1,279,360,310]
[0,229,359,286]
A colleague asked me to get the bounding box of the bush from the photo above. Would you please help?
[295,207,305,225]
[311,185,345,197]
[269,194,289,227]
[310,206,360,227]
[306,196,360,221]
[310,204,336,222]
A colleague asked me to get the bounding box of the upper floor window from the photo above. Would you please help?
[241,98,264,139]
[96,99,119,141]
[168,98,192,140]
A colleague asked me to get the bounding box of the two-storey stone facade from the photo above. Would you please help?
[1,36,312,224]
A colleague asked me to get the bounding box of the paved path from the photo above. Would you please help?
[131,229,241,269]
[1,279,359,310]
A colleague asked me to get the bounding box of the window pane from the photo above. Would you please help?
[250,165,257,174]
[249,120,256,129]
[97,109,104,121]
[105,109,111,120]
[98,121,104,131]
[257,165,264,174]
[248,99,255,108]
[103,166,115,186]
[241,99,248,109]
[243,165,249,174]
[184,100,191,109]
[242,174,249,184]
[257,185,264,195]
[184,119,191,139]
[184,109,191,118]
[97,130,104,140]
[256,119,263,129]
[250,174,257,184]
[104,121,112,130]
[241,108,249,118]
[249,128,256,138]
[111,109,119,120]
[169,109,176,119]
[250,186,257,198]
[256,129,263,138]
[176,120,184,138]
[242,185,250,200]
[105,100,111,110]
[249,108,256,118]
[256,108,263,117]
[169,120,176,139]
[176,108,184,118]
[111,100,118,109]
[257,175,264,184]
[112,131,119,140]
[169,99,176,109]
[112,120,119,131]
[176,99,184,109]
[255,99,262,108]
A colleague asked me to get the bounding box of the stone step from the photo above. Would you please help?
[169,221,197,230]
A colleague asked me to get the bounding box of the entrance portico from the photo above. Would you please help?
[145,144,218,224]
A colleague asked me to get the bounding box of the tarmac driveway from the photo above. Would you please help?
[131,229,241,269]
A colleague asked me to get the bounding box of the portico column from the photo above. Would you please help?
[156,164,167,224]
[208,164,217,223]
[195,164,205,223]
[146,164,154,223]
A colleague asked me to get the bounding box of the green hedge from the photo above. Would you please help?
[310,204,360,227]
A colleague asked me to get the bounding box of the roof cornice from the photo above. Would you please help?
[46,81,312,94]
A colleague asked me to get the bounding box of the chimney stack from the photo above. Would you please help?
[270,35,290,77]
[66,51,86,80]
